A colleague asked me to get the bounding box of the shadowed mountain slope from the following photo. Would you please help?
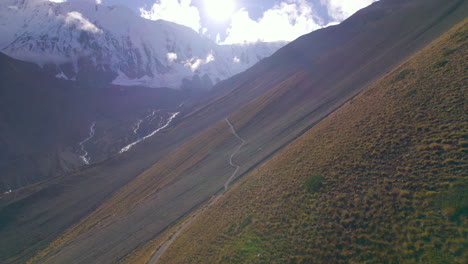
[0,0,466,263]
[156,18,468,264]
[0,53,187,192]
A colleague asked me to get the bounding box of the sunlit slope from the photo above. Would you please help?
[121,0,467,262]
[2,0,466,263]
[24,0,468,263]
[159,20,468,263]
[182,0,468,188]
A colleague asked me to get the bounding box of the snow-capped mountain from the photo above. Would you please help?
[0,0,286,89]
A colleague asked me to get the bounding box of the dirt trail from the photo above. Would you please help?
[224,118,246,191]
[147,118,246,264]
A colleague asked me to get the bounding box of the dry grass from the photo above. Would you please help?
[158,19,468,264]
[21,6,468,264]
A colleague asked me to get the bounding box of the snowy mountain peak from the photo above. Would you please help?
[0,0,286,89]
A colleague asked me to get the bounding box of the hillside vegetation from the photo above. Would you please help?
[3,1,466,263]
[158,19,468,263]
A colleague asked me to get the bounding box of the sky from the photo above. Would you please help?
[54,0,379,44]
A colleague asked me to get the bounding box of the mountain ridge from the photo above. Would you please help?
[0,51,189,192]
[0,0,285,89]
[0,0,466,263]
[156,19,468,263]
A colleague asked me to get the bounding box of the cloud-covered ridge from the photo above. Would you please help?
[223,0,321,44]
[64,11,102,33]
[140,0,201,32]
[321,0,379,21]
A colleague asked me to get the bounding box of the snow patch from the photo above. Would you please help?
[120,112,179,154]
[112,71,152,86]
[206,51,215,63]
[79,122,96,165]
[133,110,157,135]
[133,119,143,135]
[55,71,74,80]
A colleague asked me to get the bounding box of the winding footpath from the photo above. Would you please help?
[147,118,246,264]
[224,118,247,191]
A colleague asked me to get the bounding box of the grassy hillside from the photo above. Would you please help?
[3,1,466,263]
[158,19,468,264]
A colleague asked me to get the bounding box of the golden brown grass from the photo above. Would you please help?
[157,19,468,264]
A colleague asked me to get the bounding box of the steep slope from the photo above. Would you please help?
[0,52,187,192]
[0,0,284,89]
[1,0,466,263]
[156,19,468,263]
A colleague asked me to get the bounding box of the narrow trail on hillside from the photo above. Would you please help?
[147,118,246,264]
[224,118,247,191]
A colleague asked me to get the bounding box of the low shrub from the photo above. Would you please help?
[304,174,324,193]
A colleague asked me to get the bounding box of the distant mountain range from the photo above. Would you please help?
[0,0,285,89]
[0,0,285,190]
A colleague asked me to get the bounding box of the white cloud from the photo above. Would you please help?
[183,51,215,71]
[184,57,203,71]
[205,51,215,63]
[223,0,321,44]
[140,0,201,33]
[167,52,178,63]
[96,0,102,4]
[321,0,379,21]
[64,12,102,33]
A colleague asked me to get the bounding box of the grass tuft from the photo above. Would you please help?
[304,174,324,194]
[393,69,414,82]
[433,59,449,68]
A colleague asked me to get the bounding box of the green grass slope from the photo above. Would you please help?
[159,19,468,264]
